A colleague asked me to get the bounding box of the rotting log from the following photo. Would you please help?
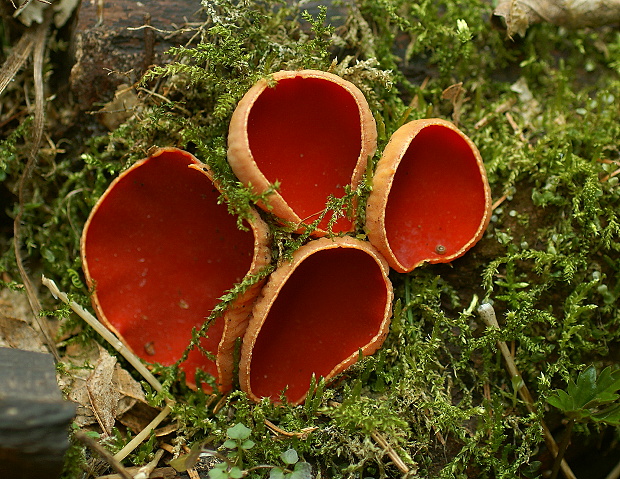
[70,0,203,112]
[0,347,76,479]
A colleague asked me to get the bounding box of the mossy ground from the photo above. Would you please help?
[1,0,620,477]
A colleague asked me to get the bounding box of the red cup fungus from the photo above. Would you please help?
[238,236,393,405]
[81,147,271,392]
[80,71,493,405]
[227,69,377,235]
[366,119,492,273]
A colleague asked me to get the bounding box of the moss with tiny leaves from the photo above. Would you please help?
[1,0,620,477]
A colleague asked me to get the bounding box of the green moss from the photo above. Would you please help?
[2,0,620,477]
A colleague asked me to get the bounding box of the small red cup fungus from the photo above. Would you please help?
[366,119,492,273]
[227,69,377,235]
[239,236,393,405]
[81,147,271,392]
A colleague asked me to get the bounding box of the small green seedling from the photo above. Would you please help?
[547,365,620,425]
[545,366,620,479]
[269,449,312,479]
[208,423,256,479]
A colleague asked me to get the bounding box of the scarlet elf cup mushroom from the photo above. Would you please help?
[239,236,393,405]
[366,119,492,273]
[80,70,492,405]
[81,147,271,392]
[227,69,377,235]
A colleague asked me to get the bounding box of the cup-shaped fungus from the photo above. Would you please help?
[228,69,377,235]
[239,236,393,405]
[366,119,492,273]
[81,148,271,392]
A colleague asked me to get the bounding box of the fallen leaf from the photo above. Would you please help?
[87,347,121,436]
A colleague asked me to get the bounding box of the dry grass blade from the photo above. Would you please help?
[0,27,35,96]
[74,430,133,479]
[11,11,61,362]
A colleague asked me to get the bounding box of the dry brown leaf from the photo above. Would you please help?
[441,82,466,127]
[495,0,620,37]
[0,288,48,352]
[87,348,121,436]
[60,344,149,434]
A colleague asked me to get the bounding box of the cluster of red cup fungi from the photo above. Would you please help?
[81,70,491,405]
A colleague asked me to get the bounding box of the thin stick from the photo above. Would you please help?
[41,275,165,394]
[74,431,133,479]
[114,405,172,462]
[0,28,34,95]
[133,448,165,479]
[370,430,410,474]
[478,303,577,479]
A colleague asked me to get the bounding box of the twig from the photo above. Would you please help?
[550,418,575,479]
[474,97,516,129]
[478,303,577,479]
[327,400,410,474]
[0,28,35,95]
[370,430,410,475]
[264,418,318,439]
[133,448,165,479]
[41,276,164,394]
[114,405,172,462]
[492,194,507,211]
[42,276,176,462]
[74,431,133,479]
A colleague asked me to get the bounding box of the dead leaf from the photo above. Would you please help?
[441,82,466,126]
[494,0,620,37]
[60,344,150,434]
[0,288,48,352]
[87,347,121,436]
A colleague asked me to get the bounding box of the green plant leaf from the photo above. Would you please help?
[227,423,252,441]
[281,448,299,465]
[547,366,620,423]
[269,468,286,479]
[240,439,255,450]
[229,466,244,479]
[209,464,230,479]
[223,439,238,450]
[290,462,312,479]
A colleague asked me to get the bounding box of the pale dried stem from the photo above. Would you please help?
[41,276,165,394]
[477,303,577,479]
[370,430,410,475]
[74,430,133,479]
[116,420,169,463]
[605,457,620,479]
[0,29,35,95]
[42,276,176,463]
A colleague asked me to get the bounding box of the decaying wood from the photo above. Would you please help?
[0,347,75,479]
[494,0,620,37]
[70,0,202,112]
